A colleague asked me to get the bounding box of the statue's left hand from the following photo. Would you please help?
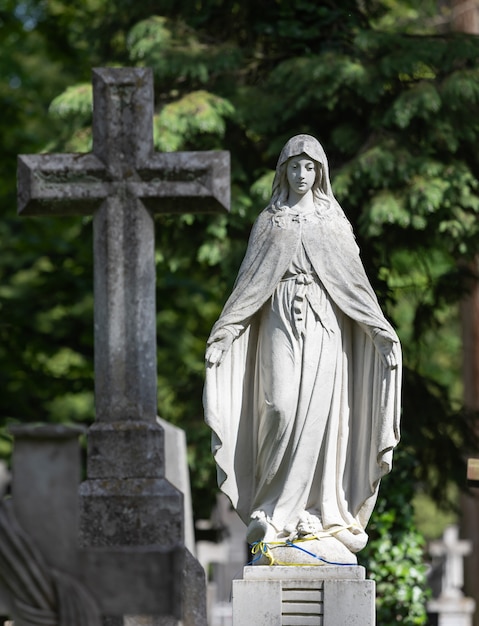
[372,329,399,369]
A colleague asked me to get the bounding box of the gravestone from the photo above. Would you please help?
[158,417,196,554]
[14,66,230,625]
[427,525,475,626]
[0,425,183,625]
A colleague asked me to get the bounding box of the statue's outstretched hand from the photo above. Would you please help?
[372,329,399,369]
[205,329,234,366]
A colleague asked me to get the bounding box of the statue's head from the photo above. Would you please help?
[270,134,333,209]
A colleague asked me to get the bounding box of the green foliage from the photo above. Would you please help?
[2,1,479,617]
[127,16,241,88]
[49,83,92,123]
[360,452,430,624]
[413,490,457,541]
[154,91,234,151]
[360,432,444,624]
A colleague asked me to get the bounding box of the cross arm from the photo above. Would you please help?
[18,153,108,216]
[137,150,230,214]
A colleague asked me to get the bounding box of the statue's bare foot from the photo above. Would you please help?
[334,527,368,552]
[297,511,322,537]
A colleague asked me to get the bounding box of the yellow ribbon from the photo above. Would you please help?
[250,525,361,567]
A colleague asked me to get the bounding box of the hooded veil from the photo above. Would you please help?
[204,135,401,554]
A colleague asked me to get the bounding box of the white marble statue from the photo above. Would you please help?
[204,135,401,563]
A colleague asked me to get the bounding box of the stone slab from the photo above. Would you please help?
[243,565,365,581]
[158,417,196,554]
[0,462,9,496]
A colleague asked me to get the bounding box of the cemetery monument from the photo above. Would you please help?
[204,134,402,624]
[427,525,475,626]
[1,66,230,625]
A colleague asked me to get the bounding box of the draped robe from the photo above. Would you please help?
[204,203,401,548]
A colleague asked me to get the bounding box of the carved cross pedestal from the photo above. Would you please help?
[10,67,230,625]
[1,425,182,625]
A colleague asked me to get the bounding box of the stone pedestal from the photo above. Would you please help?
[232,566,375,626]
[428,597,475,626]
[79,420,207,626]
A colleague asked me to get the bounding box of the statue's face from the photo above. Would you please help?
[286,154,316,196]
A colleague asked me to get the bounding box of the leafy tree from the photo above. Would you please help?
[2,1,479,621]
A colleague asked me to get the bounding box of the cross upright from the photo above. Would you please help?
[16,68,229,624]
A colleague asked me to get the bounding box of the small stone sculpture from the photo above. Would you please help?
[204,135,401,564]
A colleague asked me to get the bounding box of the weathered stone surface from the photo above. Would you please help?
[183,550,208,626]
[18,67,230,427]
[85,421,165,479]
[323,579,376,626]
[79,477,183,547]
[0,426,182,626]
[16,67,226,625]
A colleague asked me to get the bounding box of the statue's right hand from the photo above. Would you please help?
[205,329,234,366]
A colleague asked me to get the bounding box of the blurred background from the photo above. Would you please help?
[1,1,479,623]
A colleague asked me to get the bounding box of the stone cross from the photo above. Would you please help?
[427,525,475,626]
[429,525,472,599]
[18,66,229,430]
[16,67,230,624]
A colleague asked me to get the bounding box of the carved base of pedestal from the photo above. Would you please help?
[233,566,375,626]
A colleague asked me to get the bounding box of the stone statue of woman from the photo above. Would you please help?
[204,134,401,564]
